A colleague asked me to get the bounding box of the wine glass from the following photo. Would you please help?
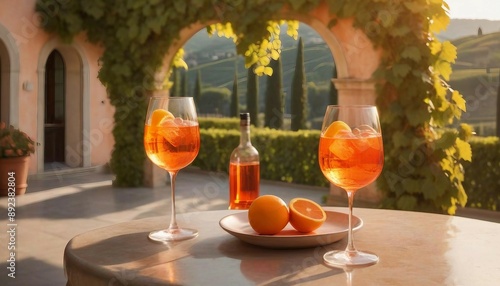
[144,96,200,242]
[319,105,384,267]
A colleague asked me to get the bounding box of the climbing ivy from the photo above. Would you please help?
[36,0,471,214]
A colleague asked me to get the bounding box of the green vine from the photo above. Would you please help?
[36,0,471,214]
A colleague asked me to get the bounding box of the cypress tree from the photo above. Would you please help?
[329,65,338,105]
[247,64,259,126]
[170,66,180,97]
[194,70,202,107]
[496,72,500,136]
[230,72,239,117]
[180,70,187,97]
[291,37,308,131]
[264,57,284,129]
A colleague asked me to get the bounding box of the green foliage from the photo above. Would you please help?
[181,70,188,97]
[170,67,181,97]
[498,72,500,136]
[264,58,284,129]
[193,70,202,107]
[230,73,239,117]
[36,0,471,214]
[291,37,308,131]
[462,137,500,211]
[246,64,259,126]
[0,122,36,158]
[199,87,231,115]
[329,65,338,105]
[198,117,239,130]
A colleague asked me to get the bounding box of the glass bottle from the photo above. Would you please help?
[229,113,260,209]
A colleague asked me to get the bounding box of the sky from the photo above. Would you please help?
[446,0,500,20]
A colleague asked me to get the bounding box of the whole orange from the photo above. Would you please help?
[248,195,289,235]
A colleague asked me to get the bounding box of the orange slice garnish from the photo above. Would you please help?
[151,109,174,126]
[324,120,351,137]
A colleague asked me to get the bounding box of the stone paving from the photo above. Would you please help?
[0,167,330,286]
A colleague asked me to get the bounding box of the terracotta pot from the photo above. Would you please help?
[0,156,30,196]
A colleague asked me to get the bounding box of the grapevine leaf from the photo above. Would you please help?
[440,41,457,63]
[452,90,466,112]
[455,138,472,162]
[434,60,452,80]
[392,64,411,78]
[396,195,417,210]
[435,132,457,150]
[401,46,421,61]
[390,26,411,37]
[403,2,425,13]
[421,179,440,200]
[430,12,450,33]
[263,67,273,76]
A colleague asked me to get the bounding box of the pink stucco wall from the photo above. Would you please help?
[0,0,114,173]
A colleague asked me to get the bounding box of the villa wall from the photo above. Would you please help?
[0,0,114,174]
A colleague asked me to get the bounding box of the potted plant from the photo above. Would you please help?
[0,122,35,196]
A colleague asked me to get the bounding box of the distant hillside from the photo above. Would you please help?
[448,31,500,134]
[181,21,499,134]
[183,24,334,114]
[438,19,500,40]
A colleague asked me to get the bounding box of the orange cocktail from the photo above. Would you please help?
[319,105,383,268]
[144,119,200,172]
[319,130,383,192]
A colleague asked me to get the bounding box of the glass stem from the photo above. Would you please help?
[345,190,357,256]
[345,268,354,286]
[168,171,179,232]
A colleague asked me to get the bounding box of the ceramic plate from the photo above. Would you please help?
[219,211,362,249]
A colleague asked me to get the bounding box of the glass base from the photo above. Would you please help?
[323,250,379,268]
[148,228,198,242]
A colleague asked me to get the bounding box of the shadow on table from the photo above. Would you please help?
[190,235,344,284]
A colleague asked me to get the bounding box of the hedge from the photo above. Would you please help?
[462,136,500,211]
[193,127,326,187]
[194,121,499,211]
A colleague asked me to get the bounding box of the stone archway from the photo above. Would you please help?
[146,4,382,189]
[156,4,380,105]
[0,23,20,126]
[37,38,91,172]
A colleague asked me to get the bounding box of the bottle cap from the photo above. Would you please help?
[240,113,249,120]
[240,113,250,126]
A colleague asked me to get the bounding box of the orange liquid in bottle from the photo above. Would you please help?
[144,122,200,171]
[229,162,260,209]
[319,134,383,191]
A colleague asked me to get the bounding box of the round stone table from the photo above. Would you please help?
[64,207,500,285]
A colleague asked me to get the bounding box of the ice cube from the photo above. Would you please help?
[352,125,378,137]
[174,117,184,125]
[329,137,355,160]
[158,117,181,147]
[352,125,380,151]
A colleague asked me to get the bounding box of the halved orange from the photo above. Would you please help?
[248,195,289,235]
[324,120,351,138]
[151,109,174,126]
[289,198,326,233]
